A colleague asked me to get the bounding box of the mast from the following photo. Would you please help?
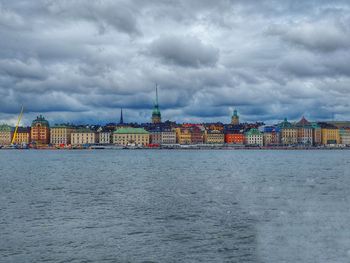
[11,106,24,145]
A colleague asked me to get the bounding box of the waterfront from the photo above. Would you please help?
[1,150,349,262]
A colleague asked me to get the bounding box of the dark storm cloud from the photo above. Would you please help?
[1,0,350,125]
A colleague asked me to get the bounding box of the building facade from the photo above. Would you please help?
[31,115,50,145]
[339,128,350,145]
[245,128,264,146]
[71,129,98,145]
[113,127,150,146]
[296,117,313,145]
[0,124,13,146]
[161,130,177,144]
[311,123,322,145]
[176,127,192,145]
[13,127,31,145]
[190,126,203,144]
[245,128,263,146]
[319,123,340,145]
[263,126,281,146]
[278,118,298,145]
[225,133,245,144]
[204,130,225,144]
[50,125,75,146]
[99,131,112,144]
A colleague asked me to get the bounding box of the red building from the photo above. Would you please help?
[190,126,203,144]
[225,133,245,144]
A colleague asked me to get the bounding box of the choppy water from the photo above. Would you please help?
[0,150,350,263]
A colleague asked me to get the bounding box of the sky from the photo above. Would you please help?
[1,0,350,126]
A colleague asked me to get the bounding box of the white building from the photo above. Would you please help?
[71,129,98,145]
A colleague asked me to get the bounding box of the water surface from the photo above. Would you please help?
[0,150,349,262]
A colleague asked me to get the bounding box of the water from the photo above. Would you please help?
[0,150,349,262]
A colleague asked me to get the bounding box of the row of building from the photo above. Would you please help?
[1,113,350,147]
[1,88,350,147]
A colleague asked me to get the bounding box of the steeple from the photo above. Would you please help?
[152,84,161,124]
[119,108,124,124]
[231,108,239,125]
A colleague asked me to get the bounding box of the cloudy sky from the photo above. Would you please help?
[1,0,350,125]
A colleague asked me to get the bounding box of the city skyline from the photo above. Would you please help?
[1,1,350,125]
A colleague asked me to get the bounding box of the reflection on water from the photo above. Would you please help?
[0,150,349,262]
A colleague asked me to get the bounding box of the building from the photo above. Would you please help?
[204,130,225,144]
[278,118,297,145]
[150,129,162,145]
[149,127,177,145]
[319,123,340,145]
[339,128,350,145]
[113,127,150,146]
[161,129,177,144]
[13,127,31,145]
[205,123,224,132]
[190,126,203,144]
[263,126,281,146]
[71,128,98,145]
[31,115,50,145]
[0,124,13,146]
[225,133,245,144]
[311,122,322,146]
[245,128,263,146]
[231,109,239,125]
[50,125,75,146]
[99,130,113,144]
[151,86,161,124]
[295,117,313,145]
[176,127,192,145]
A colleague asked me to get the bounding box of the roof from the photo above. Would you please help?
[0,124,13,132]
[114,127,149,134]
[32,115,49,127]
[17,127,31,133]
[296,116,312,128]
[264,126,281,133]
[245,128,262,136]
[277,118,294,129]
[51,124,75,129]
[318,122,338,129]
[72,128,95,133]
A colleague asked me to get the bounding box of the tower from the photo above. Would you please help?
[231,109,239,125]
[151,85,162,124]
[119,108,124,125]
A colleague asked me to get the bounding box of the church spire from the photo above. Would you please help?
[151,84,161,124]
[119,108,124,124]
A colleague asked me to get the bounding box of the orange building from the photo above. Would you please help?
[31,115,50,145]
[225,133,245,144]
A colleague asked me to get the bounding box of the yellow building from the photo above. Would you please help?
[175,127,192,145]
[113,127,150,146]
[204,130,225,144]
[71,129,98,145]
[13,127,31,145]
[319,123,340,145]
[278,118,298,145]
[50,125,76,145]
